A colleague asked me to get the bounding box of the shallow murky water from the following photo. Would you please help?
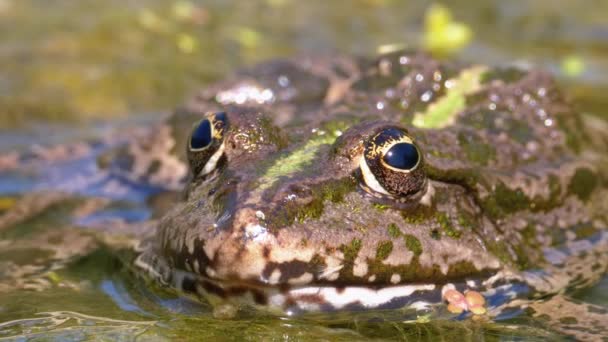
[1,1,607,340]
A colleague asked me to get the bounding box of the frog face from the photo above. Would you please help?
[139,51,607,313]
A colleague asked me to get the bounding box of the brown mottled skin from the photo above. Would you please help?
[130,50,608,306]
[3,50,604,337]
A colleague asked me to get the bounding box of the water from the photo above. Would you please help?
[0,0,607,340]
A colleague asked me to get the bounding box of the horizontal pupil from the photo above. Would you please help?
[191,119,213,149]
[383,143,419,170]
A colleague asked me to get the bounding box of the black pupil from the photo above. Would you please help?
[383,143,419,170]
[191,119,213,149]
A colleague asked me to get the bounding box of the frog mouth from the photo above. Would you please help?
[136,250,526,314]
[174,271,530,315]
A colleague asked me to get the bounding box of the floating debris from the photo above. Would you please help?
[423,3,472,56]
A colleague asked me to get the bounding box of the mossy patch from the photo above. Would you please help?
[387,223,401,238]
[373,203,390,211]
[403,234,423,256]
[338,238,363,280]
[558,316,578,325]
[267,177,357,228]
[574,223,600,240]
[457,131,496,166]
[437,212,461,239]
[480,67,526,84]
[481,182,531,219]
[376,241,393,260]
[386,223,423,256]
[568,168,597,202]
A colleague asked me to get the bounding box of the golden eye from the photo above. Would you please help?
[187,112,228,177]
[360,127,426,197]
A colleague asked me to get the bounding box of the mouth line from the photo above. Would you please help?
[162,267,527,314]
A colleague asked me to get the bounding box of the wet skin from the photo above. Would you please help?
[127,50,608,315]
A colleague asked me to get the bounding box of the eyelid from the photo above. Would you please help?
[359,155,390,195]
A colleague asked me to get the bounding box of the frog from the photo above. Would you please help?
[1,50,607,340]
[124,50,608,338]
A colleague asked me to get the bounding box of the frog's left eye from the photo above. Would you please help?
[360,127,426,198]
[187,112,228,177]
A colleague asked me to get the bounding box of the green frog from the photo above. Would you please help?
[2,50,607,339]
[129,51,608,335]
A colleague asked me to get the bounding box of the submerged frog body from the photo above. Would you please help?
[127,51,608,319]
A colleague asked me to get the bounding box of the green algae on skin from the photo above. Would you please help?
[376,241,394,260]
[437,212,461,239]
[404,234,423,256]
[412,66,487,129]
[568,168,597,202]
[457,131,496,166]
[386,223,423,256]
[257,133,339,191]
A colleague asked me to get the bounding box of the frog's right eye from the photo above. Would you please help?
[359,127,426,199]
[187,112,228,177]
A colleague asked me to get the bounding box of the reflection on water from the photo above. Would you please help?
[1,0,607,340]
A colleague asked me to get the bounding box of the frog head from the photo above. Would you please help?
[141,52,606,313]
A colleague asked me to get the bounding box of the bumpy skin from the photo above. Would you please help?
[134,50,608,316]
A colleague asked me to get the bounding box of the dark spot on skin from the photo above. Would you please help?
[430,229,440,240]
[559,316,578,325]
[588,306,608,314]
[115,150,135,172]
[172,237,211,277]
[200,279,226,298]
[181,276,197,293]
[387,223,400,238]
[263,246,271,258]
[403,234,423,256]
[536,314,551,321]
[338,239,363,280]
[568,168,597,202]
[376,241,393,260]
[481,182,531,218]
[262,260,310,284]
[278,283,291,294]
[252,290,267,305]
[146,159,162,176]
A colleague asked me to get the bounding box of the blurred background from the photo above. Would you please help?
[1,0,607,137]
